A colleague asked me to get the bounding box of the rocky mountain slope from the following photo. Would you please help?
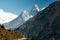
[14,1,60,40]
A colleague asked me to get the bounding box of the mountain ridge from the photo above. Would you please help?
[14,1,60,40]
[4,4,40,29]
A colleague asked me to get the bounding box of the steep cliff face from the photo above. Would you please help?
[14,1,60,40]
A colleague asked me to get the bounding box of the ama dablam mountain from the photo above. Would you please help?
[4,4,40,29]
[14,1,60,40]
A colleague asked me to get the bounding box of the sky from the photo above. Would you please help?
[0,0,56,15]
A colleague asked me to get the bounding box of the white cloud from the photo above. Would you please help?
[0,9,18,24]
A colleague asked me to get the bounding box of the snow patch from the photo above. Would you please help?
[0,9,17,24]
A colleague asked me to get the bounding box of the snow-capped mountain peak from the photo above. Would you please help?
[4,4,40,29]
[30,4,40,16]
[34,4,40,11]
[4,10,30,29]
[20,10,30,21]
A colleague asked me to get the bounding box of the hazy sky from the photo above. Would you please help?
[0,0,55,15]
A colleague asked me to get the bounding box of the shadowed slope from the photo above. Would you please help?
[14,1,60,40]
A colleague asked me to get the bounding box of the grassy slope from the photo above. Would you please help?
[0,24,23,40]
